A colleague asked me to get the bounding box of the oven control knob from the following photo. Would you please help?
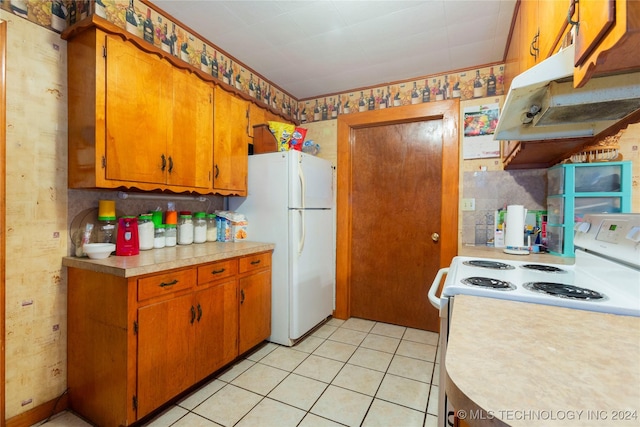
[577,222,591,233]
[431,232,440,242]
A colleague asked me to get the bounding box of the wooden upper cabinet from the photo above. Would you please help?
[213,87,248,195]
[68,27,215,193]
[170,68,213,189]
[248,103,266,138]
[105,35,172,185]
[574,0,615,67]
[503,0,570,94]
[574,0,640,87]
[520,0,541,70]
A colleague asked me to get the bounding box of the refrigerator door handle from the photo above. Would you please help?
[298,157,306,209]
[298,209,306,254]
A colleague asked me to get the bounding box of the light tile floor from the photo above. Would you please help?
[40,317,440,427]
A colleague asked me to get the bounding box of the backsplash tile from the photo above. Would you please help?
[461,169,547,246]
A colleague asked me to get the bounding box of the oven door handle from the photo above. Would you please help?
[428,267,449,309]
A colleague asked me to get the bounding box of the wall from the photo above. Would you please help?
[2,9,69,418]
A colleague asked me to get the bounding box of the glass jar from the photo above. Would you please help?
[193,212,207,243]
[206,213,217,242]
[177,211,194,245]
[165,223,177,247]
[138,214,155,250]
[154,224,165,249]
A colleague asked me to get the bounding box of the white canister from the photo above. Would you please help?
[138,214,155,250]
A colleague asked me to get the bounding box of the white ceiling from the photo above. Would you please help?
[149,0,517,100]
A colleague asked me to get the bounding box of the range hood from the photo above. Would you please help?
[494,43,640,141]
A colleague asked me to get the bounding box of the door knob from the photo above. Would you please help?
[431,233,440,242]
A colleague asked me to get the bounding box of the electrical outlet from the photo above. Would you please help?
[461,198,475,211]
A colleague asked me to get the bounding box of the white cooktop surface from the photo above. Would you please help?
[442,253,640,317]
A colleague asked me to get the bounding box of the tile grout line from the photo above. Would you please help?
[163,318,439,427]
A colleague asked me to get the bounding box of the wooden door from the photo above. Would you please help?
[194,279,238,382]
[170,68,213,189]
[137,293,194,418]
[213,87,248,193]
[238,269,271,354]
[349,121,443,330]
[336,102,459,332]
[105,35,172,185]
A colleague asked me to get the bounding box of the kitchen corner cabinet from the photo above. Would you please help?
[67,252,271,426]
[67,27,213,193]
[546,161,631,256]
[213,87,249,195]
[503,0,569,92]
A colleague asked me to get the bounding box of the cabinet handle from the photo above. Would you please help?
[214,164,220,179]
[161,154,167,171]
[168,156,174,173]
[567,0,579,26]
[197,303,202,322]
[211,268,226,275]
[250,260,261,265]
[159,279,178,288]
[529,30,539,61]
[240,289,245,304]
[190,305,196,324]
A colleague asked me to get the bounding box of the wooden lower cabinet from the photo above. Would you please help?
[137,292,196,417]
[67,251,271,426]
[238,251,272,354]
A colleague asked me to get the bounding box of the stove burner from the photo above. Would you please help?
[523,282,607,301]
[520,264,567,273]
[462,260,515,270]
[461,277,516,290]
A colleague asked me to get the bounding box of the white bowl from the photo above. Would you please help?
[83,243,116,259]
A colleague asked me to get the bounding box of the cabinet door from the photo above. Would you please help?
[238,269,271,355]
[520,0,540,69]
[170,69,214,189]
[194,279,238,382]
[213,88,248,194]
[105,35,172,185]
[248,103,265,138]
[137,293,195,418]
[574,0,615,66]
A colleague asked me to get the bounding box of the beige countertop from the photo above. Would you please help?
[458,245,575,265]
[446,295,640,427]
[62,241,275,277]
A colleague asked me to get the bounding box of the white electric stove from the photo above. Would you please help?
[428,213,640,427]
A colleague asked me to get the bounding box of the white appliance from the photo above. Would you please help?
[229,151,335,346]
[428,213,640,426]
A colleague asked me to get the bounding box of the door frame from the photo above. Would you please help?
[1,18,7,427]
[335,100,459,320]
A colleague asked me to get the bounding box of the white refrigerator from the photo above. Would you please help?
[229,150,335,346]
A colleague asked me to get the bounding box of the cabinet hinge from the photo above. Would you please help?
[102,45,106,59]
[101,156,106,169]
[133,320,138,335]
[133,395,137,411]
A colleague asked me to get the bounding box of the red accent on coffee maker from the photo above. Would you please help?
[116,216,139,256]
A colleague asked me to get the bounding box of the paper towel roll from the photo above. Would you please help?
[504,205,525,247]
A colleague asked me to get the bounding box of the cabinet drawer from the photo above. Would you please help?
[197,259,238,285]
[239,252,271,274]
[138,269,196,302]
